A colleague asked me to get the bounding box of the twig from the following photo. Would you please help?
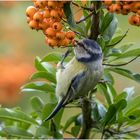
[76,11,95,24]
[106,29,129,47]
[89,2,102,40]
[72,1,94,12]
[79,98,92,139]
[64,105,81,108]
[103,55,140,67]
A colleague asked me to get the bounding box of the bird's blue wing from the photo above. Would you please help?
[44,71,86,121]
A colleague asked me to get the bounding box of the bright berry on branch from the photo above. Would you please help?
[26,0,75,48]
[103,0,140,26]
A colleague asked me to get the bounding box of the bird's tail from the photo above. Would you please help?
[44,96,66,121]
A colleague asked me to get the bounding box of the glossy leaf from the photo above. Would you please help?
[22,82,55,93]
[109,68,140,83]
[2,126,33,138]
[0,108,38,125]
[31,71,56,84]
[71,126,81,137]
[30,96,44,117]
[100,12,114,34]
[41,52,62,63]
[63,114,80,131]
[63,2,76,28]
[35,57,46,71]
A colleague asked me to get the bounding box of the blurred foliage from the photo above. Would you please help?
[0,1,140,139]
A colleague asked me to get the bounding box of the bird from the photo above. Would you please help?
[44,38,103,121]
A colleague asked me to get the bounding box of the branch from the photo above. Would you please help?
[103,55,140,67]
[79,98,92,139]
[79,2,102,139]
[76,11,95,24]
[89,2,102,40]
[72,2,94,12]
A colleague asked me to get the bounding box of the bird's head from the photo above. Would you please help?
[74,39,102,63]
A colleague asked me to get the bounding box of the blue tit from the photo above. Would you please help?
[45,38,103,121]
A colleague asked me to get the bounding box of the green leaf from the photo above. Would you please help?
[116,48,140,59]
[2,126,33,138]
[30,96,44,117]
[100,12,114,34]
[97,84,114,105]
[124,96,140,115]
[31,71,56,84]
[41,52,62,63]
[42,102,64,128]
[106,83,117,98]
[103,69,114,84]
[102,104,117,127]
[71,126,81,137]
[109,68,140,83]
[102,99,127,127]
[63,114,79,131]
[35,56,46,71]
[115,99,127,111]
[92,102,106,121]
[41,62,56,75]
[103,15,118,41]
[0,108,38,125]
[35,126,50,138]
[22,82,55,93]
[63,3,76,28]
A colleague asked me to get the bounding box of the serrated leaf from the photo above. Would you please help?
[0,108,38,125]
[21,81,55,94]
[31,71,56,84]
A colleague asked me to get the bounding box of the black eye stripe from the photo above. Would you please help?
[77,42,93,55]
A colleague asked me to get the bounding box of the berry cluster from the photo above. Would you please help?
[103,1,140,26]
[26,0,75,48]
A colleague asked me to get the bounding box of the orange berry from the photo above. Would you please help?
[39,19,50,30]
[60,38,69,47]
[50,9,60,19]
[121,4,131,15]
[46,38,57,47]
[26,6,37,18]
[45,27,56,37]
[56,31,65,40]
[27,17,31,23]
[33,11,43,22]
[137,10,140,15]
[113,4,122,14]
[28,20,39,30]
[128,15,140,26]
[53,22,62,32]
[66,31,75,40]
[103,0,112,6]
[48,1,57,9]
[43,9,50,18]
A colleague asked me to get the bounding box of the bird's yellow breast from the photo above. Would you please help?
[56,57,87,99]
